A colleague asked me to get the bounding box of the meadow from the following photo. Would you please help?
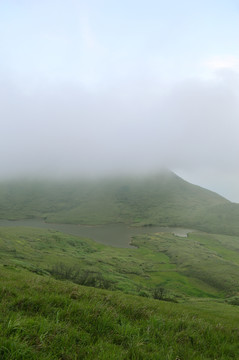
[1,265,239,360]
[1,226,239,300]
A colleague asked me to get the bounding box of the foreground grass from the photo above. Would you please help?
[1,265,239,359]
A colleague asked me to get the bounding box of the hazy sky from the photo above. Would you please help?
[1,1,239,201]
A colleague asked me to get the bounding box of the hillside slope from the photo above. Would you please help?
[1,265,239,360]
[0,170,238,235]
[1,226,239,299]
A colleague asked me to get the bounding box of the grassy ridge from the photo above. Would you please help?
[1,265,239,360]
[1,171,239,236]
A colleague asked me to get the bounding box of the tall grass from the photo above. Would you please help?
[1,266,239,359]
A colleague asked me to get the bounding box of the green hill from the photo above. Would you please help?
[1,171,239,358]
[0,170,238,235]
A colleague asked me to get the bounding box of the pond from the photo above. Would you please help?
[0,219,193,248]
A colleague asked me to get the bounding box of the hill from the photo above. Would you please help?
[0,170,239,235]
[1,171,239,358]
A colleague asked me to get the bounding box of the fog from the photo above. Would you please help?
[1,73,239,200]
[1,1,239,202]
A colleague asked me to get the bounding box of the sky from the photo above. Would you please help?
[1,0,239,201]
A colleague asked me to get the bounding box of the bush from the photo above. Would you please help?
[49,263,114,290]
[153,286,166,300]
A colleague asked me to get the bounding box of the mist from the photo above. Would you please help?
[1,72,239,197]
[1,1,239,202]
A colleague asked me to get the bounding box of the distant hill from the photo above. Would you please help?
[0,170,239,235]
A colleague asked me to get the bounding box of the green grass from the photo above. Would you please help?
[1,226,239,300]
[1,265,239,359]
[0,225,239,358]
[1,171,239,357]
[132,232,239,296]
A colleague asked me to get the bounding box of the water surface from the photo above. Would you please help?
[0,219,193,248]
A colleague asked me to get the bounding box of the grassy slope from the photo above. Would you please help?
[1,265,239,360]
[1,226,239,299]
[0,171,239,235]
[131,232,239,296]
[1,172,239,358]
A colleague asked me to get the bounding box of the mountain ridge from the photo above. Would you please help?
[0,170,238,235]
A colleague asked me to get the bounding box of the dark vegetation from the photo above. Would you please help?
[49,262,114,289]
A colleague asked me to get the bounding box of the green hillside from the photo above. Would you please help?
[1,226,239,299]
[0,171,238,235]
[1,264,239,360]
[1,171,239,358]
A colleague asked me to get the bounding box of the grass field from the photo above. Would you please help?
[1,265,239,360]
[1,226,239,300]
[1,225,239,359]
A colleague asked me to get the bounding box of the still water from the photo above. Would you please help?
[0,219,192,248]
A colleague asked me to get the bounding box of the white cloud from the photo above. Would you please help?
[204,56,239,72]
[79,15,97,51]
